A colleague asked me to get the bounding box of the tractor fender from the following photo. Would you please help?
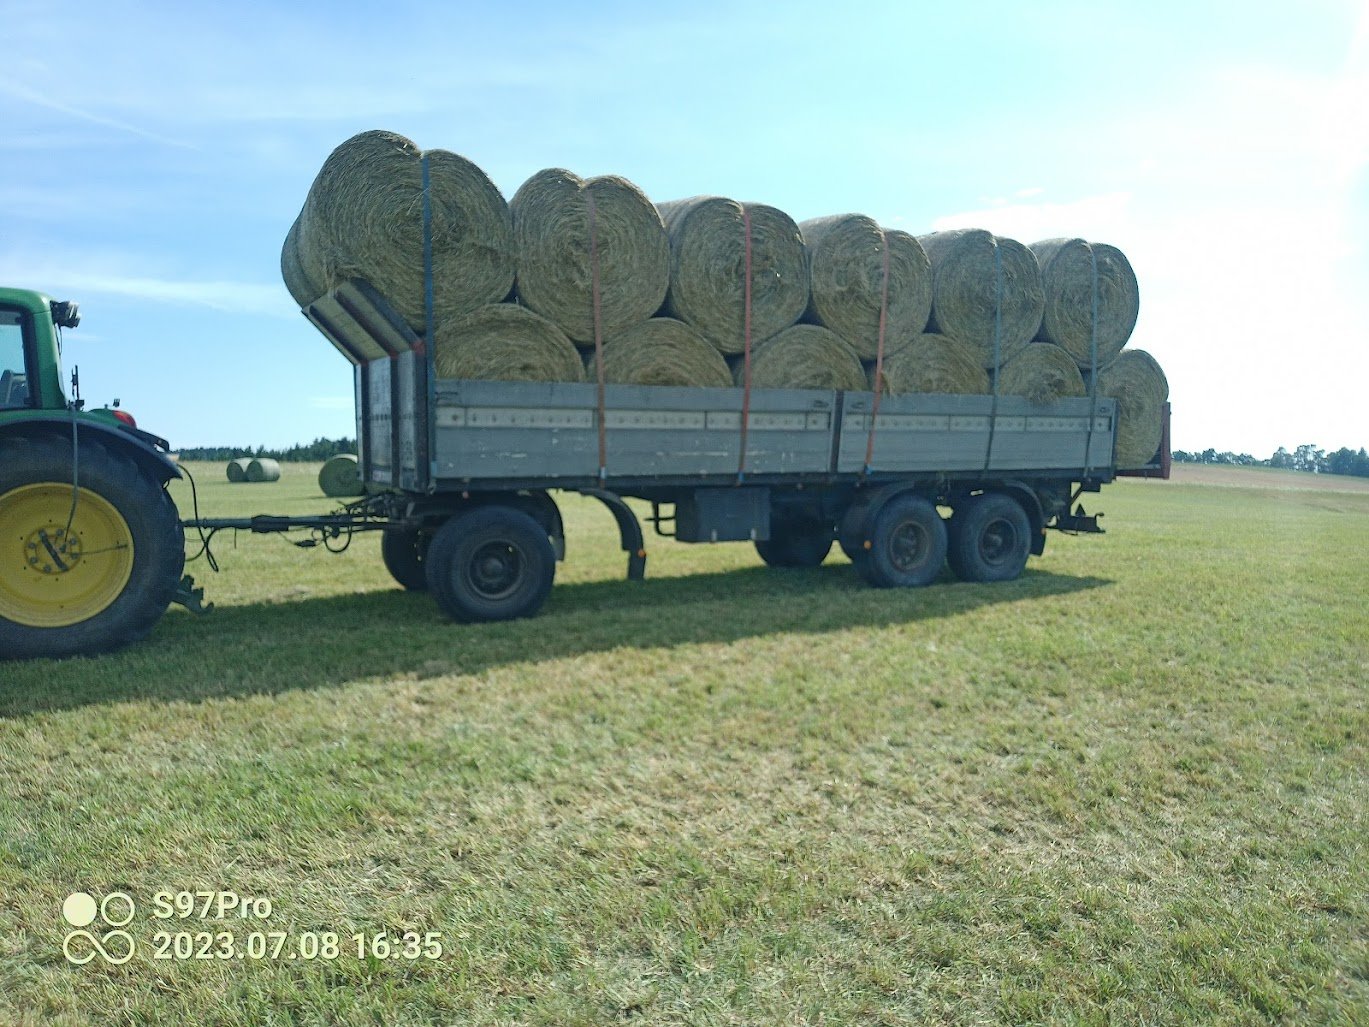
[0,415,181,485]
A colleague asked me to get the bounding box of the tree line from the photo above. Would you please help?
[177,437,356,462]
[1173,444,1369,478]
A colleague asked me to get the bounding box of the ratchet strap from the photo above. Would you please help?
[1082,243,1100,480]
[737,205,754,483]
[421,154,435,354]
[862,229,892,477]
[982,238,1003,472]
[587,188,608,484]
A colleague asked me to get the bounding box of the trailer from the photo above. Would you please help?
[183,280,1164,625]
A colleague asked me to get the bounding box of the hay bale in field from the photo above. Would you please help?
[318,454,364,497]
[657,196,809,354]
[1031,238,1139,368]
[587,318,732,388]
[800,215,932,359]
[226,457,252,483]
[739,325,867,392]
[918,229,1044,369]
[434,303,585,383]
[246,458,281,483]
[291,130,514,328]
[1095,349,1169,468]
[511,169,669,344]
[995,342,1087,405]
[876,333,990,396]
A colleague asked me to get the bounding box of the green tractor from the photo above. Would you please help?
[0,287,185,659]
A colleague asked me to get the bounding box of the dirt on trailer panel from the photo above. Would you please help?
[1164,464,1369,494]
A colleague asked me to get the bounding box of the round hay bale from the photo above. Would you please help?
[996,342,1087,405]
[318,453,364,497]
[588,318,732,388]
[1031,238,1139,368]
[226,457,252,483]
[246,458,281,483]
[657,196,809,354]
[739,325,867,392]
[434,303,585,383]
[876,333,990,396]
[800,215,932,359]
[1095,349,1169,468]
[280,216,323,307]
[918,229,1045,369]
[292,130,514,330]
[511,169,669,344]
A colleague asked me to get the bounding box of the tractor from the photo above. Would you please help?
[0,287,185,659]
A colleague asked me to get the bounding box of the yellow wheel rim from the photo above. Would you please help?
[0,483,135,628]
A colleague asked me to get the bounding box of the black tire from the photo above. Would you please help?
[381,528,429,591]
[0,432,184,660]
[754,519,833,568]
[947,493,1032,583]
[423,506,555,623]
[855,494,947,589]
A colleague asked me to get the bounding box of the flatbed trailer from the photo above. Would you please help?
[190,280,1168,624]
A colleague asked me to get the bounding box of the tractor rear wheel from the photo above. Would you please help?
[0,433,184,660]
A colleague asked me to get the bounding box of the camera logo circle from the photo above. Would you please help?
[62,892,136,965]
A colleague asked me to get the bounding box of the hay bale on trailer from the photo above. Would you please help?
[246,458,281,483]
[434,304,585,383]
[1095,349,1169,468]
[318,454,364,497]
[511,169,669,344]
[657,197,809,354]
[587,318,732,388]
[226,457,252,483]
[291,130,514,327]
[918,229,1044,369]
[995,343,1087,405]
[739,325,867,392]
[800,215,932,359]
[1031,238,1139,368]
[876,333,990,396]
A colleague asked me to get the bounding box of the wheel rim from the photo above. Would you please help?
[464,540,524,601]
[0,483,135,628]
[888,521,929,572]
[978,517,1018,567]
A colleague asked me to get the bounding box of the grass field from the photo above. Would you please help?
[1,463,1366,1026]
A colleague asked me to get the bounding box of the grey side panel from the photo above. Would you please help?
[396,350,425,491]
[838,393,1116,476]
[433,381,836,483]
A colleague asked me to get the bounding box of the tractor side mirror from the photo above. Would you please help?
[50,300,81,329]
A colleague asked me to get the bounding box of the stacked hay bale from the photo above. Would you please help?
[284,131,1167,466]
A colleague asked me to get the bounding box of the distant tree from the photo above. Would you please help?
[178,437,357,462]
[1269,446,1292,469]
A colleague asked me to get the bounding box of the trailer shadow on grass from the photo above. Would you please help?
[1,565,1111,716]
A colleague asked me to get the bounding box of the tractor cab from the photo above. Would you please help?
[0,288,76,414]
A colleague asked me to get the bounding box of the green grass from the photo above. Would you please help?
[1,462,1365,1026]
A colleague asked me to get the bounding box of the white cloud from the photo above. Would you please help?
[0,259,292,318]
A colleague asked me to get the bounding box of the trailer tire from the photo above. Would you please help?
[947,492,1031,583]
[424,506,554,623]
[754,519,833,568]
[0,432,184,660]
[854,494,946,589]
[381,528,429,591]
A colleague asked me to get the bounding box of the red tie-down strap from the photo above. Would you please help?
[862,231,891,476]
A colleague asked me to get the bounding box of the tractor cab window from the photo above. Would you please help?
[0,309,31,408]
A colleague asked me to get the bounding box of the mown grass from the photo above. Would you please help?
[1,463,1365,1026]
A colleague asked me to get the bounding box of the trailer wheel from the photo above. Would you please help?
[947,492,1031,582]
[854,494,947,589]
[424,506,554,623]
[754,519,833,568]
[380,528,429,591]
[0,433,184,660]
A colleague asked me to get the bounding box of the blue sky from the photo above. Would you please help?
[2,0,1365,455]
